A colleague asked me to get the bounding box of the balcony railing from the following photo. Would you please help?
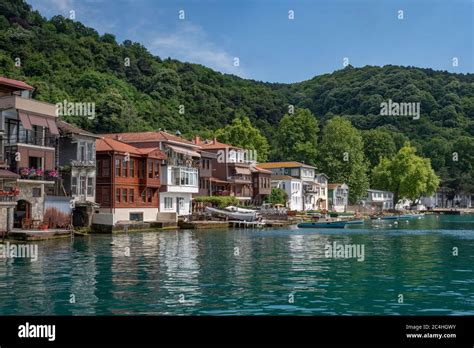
[18,167,58,181]
[227,175,251,182]
[4,134,57,148]
[0,190,19,202]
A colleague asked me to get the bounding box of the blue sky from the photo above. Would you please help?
[27,0,473,83]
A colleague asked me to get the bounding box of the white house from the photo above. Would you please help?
[363,189,394,211]
[328,183,349,212]
[271,175,303,211]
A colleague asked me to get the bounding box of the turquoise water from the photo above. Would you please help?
[0,215,473,315]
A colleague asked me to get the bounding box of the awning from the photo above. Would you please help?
[28,114,48,127]
[18,111,32,130]
[18,110,59,134]
[167,144,201,158]
[0,169,20,179]
[46,118,59,135]
[210,177,230,184]
[234,167,251,175]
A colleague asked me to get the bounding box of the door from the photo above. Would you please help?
[176,197,184,215]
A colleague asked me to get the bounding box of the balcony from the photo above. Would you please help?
[304,184,319,193]
[163,166,198,193]
[18,167,57,182]
[227,175,251,183]
[5,133,57,148]
[0,95,57,117]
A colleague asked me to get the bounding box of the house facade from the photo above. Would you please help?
[421,187,472,209]
[194,137,254,203]
[328,183,349,212]
[0,76,59,229]
[258,161,326,211]
[363,189,394,211]
[250,165,272,205]
[270,175,303,211]
[93,137,166,227]
[101,131,200,216]
[56,120,101,226]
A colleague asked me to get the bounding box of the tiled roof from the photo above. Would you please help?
[57,120,100,138]
[250,165,272,174]
[96,138,146,155]
[271,175,300,181]
[328,183,347,189]
[101,131,196,146]
[258,161,316,169]
[197,138,243,150]
[0,76,34,91]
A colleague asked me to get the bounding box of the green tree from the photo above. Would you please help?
[274,108,318,166]
[317,117,369,204]
[265,187,287,205]
[361,129,397,169]
[372,144,440,205]
[215,115,270,162]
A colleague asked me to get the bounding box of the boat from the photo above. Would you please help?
[297,221,348,228]
[224,206,256,213]
[345,219,365,225]
[205,207,258,221]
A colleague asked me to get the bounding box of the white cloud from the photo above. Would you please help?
[149,23,246,77]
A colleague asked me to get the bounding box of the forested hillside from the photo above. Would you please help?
[1,0,473,197]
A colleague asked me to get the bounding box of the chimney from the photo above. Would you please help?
[194,136,201,145]
[213,137,217,144]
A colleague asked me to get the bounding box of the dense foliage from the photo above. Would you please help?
[372,145,440,204]
[0,0,473,197]
[264,188,287,206]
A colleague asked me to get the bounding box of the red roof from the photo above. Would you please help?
[101,131,196,146]
[96,138,147,155]
[0,76,34,91]
[195,137,243,150]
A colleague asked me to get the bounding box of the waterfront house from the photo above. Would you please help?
[56,120,101,226]
[0,76,59,229]
[0,168,19,234]
[421,187,472,209]
[270,175,303,211]
[362,189,394,211]
[250,165,272,205]
[257,161,325,211]
[328,183,349,212]
[101,131,200,216]
[93,137,167,228]
[195,150,217,197]
[194,137,254,203]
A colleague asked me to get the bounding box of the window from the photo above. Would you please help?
[141,189,146,202]
[102,188,110,204]
[164,197,173,209]
[79,176,86,195]
[102,158,110,177]
[29,156,42,169]
[87,177,93,196]
[32,187,41,197]
[122,188,127,202]
[147,189,153,203]
[79,142,86,161]
[154,161,159,178]
[129,159,135,177]
[71,176,77,195]
[87,142,94,161]
[115,158,121,177]
[116,189,121,202]
[122,159,128,177]
[148,160,153,178]
[130,213,143,221]
[129,189,134,203]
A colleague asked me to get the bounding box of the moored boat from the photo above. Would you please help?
[205,206,258,221]
[345,219,365,225]
[297,221,348,228]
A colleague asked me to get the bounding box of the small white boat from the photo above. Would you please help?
[205,207,258,221]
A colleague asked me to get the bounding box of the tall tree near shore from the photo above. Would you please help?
[215,115,270,162]
[361,129,397,170]
[372,144,440,205]
[274,108,319,166]
[317,116,369,204]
